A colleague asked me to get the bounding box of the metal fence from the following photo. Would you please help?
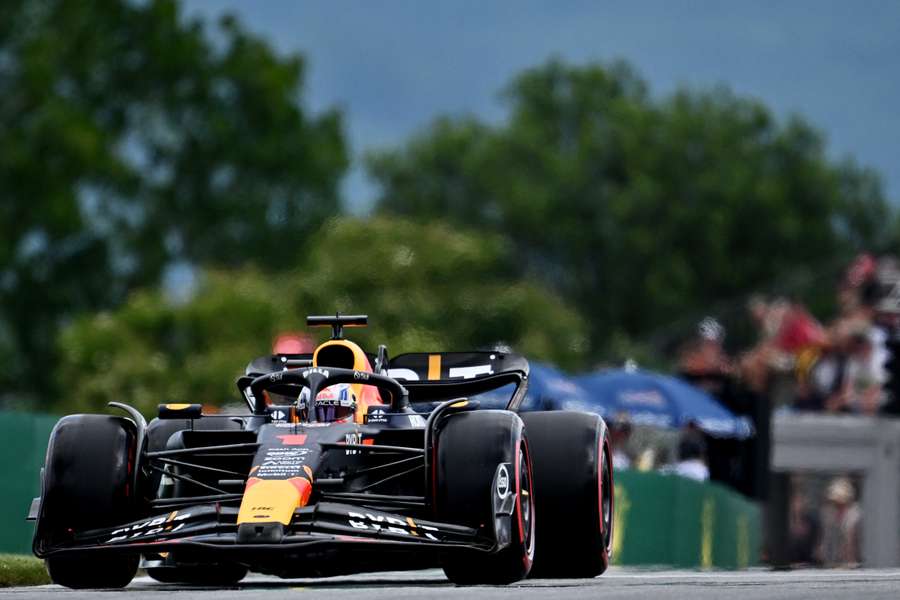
[0,411,57,554]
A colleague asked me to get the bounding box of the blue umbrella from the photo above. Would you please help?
[575,369,753,438]
[523,362,599,414]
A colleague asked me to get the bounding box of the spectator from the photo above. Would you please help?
[740,296,827,398]
[609,414,633,470]
[677,317,733,383]
[661,433,710,482]
[807,327,883,414]
[801,255,888,414]
[787,490,821,566]
[817,477,861,568]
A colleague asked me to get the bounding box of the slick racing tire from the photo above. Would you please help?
[147,564,248,585]
[434,410,536,585]
[39,415,140,589]
[521,411,613,578]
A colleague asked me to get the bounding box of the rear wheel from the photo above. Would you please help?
[522,411,613,578]
[144,416,244,497]
[38,415,140,589]
[434,411,535,585]
[143,417,248,585]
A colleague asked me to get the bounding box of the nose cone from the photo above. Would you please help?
[237,476,313,526]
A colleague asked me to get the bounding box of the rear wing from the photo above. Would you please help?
[387,351,530,410]
[240,351,530,411]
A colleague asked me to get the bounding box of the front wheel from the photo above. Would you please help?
[47,555,139,590]
[433,411,536,585]
[37,414,141,588]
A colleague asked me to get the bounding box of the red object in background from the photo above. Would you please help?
[776,306,827,352]
[845,254,876,288]
[273,333,315,354]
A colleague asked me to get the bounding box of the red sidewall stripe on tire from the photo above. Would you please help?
[516,436,536,566]
[515,436,524,543]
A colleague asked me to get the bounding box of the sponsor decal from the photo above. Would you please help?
[268,371,284,382]
[496,464,510,499]
[107,511,191,543]
[270,409,287,421]
[367,407,388,423]
[302,367,330,379]
[257,447,312,479]
[345,432,362,454]
[386,368,419,381]
[387,364,494,381]
[448,365,494,379]
[346,511,438,540]
[353,370,370,381]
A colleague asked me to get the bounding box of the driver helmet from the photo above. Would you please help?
[298,383,357,423]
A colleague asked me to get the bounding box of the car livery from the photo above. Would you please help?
[29,314,614,587]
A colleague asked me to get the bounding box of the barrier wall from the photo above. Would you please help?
[0,411,57,554]
[771,413,900,567]
[613,470,761,568]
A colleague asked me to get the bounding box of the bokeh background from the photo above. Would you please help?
[2,0,900,571]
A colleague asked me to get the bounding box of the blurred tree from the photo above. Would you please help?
[368,59,896,356]
[0,0,347,406]
[58,217,586,415]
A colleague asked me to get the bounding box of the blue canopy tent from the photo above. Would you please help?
[522,362,598,413]
[575,369,753,439]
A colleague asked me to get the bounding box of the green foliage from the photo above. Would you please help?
[58,217,587,415]
[369,59,897,356]
[0,0,347,405]
[0,554,49,587]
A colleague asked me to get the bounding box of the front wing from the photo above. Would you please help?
[35,502,496,575]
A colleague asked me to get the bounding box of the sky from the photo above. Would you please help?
[182,1,900,213]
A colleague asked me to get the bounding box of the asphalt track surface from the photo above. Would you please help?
[4,568,900,600]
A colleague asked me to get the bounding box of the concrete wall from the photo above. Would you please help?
[772,413,900,567]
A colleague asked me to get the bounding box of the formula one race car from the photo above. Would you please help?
[28,315,613,588]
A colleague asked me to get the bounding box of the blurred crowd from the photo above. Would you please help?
[663,253,900,569]
[611,418,712,482]
[677,253,900,416]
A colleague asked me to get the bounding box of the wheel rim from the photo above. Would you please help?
[601,443,613,551]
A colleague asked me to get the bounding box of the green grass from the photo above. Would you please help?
[0,554,49,587]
